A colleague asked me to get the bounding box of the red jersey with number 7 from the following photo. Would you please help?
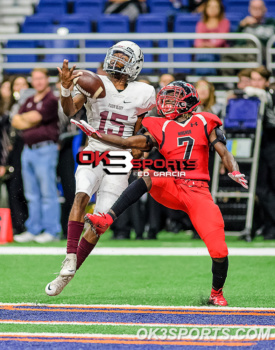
[142,112,222,181]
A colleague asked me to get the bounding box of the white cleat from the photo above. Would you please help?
[45,275,74,296]
[13,231,36,243]
[34,232,60,243]
[60,253,77,276]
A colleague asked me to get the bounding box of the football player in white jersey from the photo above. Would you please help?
[45,41,156,296]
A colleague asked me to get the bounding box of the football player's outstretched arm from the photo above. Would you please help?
[93,131,157,151]
[57,59,87,117]
[210,129,248,189]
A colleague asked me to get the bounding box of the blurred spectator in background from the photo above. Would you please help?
[5,76,30,235]
[195,78,222,193]
[104,0,147,30]
[237,69,252,90]
[55,78,77,239]
[223,0,275,75]
[12,68,61,243]
[244,66,275,239]
[237,0,275,51]
[195,78,223,116]
[0,79,12,180]
[137,76,151,85]
[194,0,230,75]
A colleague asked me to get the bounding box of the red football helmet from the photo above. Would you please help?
[156,81,201,120]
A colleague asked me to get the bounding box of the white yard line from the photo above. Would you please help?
[1,247,275,256]
[1,302,275,311]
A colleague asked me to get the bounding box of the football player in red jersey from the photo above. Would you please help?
[78,81,248,306]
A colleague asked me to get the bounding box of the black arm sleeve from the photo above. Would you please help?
[211,127,226,147]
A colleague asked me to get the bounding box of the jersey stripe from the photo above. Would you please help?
[160,120,171,149]
[193,113,210,142]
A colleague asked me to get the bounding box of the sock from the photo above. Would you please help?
[67,221,84,254]
[76,237,95,270]
[212,257,228,291]
[109,178,148,219]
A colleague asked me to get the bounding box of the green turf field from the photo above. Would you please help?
[1,231,275,348]
[0,253,274,307]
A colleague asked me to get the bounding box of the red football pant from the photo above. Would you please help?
[149,177,228,258]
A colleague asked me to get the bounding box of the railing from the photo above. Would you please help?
[266,35,275,72]
[0,32,262,81]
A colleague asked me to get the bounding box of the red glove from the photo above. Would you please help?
[71,119,102,138]
[228,171,248,189]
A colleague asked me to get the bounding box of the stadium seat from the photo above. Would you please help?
[74,0,104,17]
[136,14,168,33]
[158,39,192,74]
[226,1,249,16]
[36,0,67,17]
[265,0,275,12]
[224,98,260,129]
[148,0,173,14]
[43,25,80,63]
[97,15,129,33]
[85,40,114,71]
[59,17,91,33]
[174,14,200,33]
[135,40,153,74]
[5,40,37,73]
[21,16,53,33]
[226,13,243,32]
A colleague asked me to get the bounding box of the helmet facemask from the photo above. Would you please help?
[157,86,188,120]
[104,47,136,80]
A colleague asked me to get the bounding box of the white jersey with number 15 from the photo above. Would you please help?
[75,74,156,152]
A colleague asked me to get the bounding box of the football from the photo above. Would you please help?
[73,70,106,99]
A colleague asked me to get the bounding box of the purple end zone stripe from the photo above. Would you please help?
[0,340,274,350]
[12,306,275,315]
[1,309,275,326]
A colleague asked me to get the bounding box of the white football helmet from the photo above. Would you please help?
[103,41,144,81]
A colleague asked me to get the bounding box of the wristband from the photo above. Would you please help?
[61,84,71,97]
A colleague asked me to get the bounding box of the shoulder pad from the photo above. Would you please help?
[195,111,223,127]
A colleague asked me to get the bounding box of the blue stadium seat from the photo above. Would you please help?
[134,40,153,74]
[36,0,67,18]
[226,1,249,16]
[43,25,80,63]
[136,15,167,73]
[74,0,104,17]
[226,13,243,32]
[97,15,129,33]
[148,0,173,14]
[43,17,91,63]
[59,16,91,33]
[21,16,53,33]
[265,0,275,12]
[158,40,192,74]
[136,14,167,33]
[85,40,114,71]
[174,14,200,33]
[5,40,37,73]
[224,98,260,129]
